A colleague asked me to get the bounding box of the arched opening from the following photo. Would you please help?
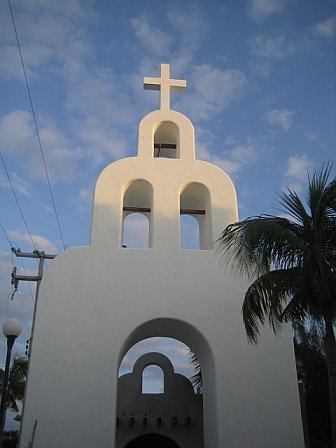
[125,433,180,448]
[180,183,212,250]
[116,323,210,448]
[119,337,198,389]
[123,213,149,248]
[180,214,200,250]
[154,121,179,158]
[142,364,164,393]
[122,180,153,248]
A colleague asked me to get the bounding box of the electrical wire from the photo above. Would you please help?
[0,221,13,247]
[0,151,36,249]
[7,0,67,251]
[19,257,35,302]
[0,221,35,301]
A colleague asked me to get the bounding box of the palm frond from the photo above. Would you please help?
[218,163,335,343]
[0,356,28,412]
[242,268,300,343]
[279,188,311,228]
[188,349,202,392]
[307,163,336,247]
[217,215,305,279]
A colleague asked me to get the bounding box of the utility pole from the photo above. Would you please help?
[11,249,57,355]
[11,249,56,303]
[10,249,57,447]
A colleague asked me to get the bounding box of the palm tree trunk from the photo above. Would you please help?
[324,316,336,448]
[0,409,6,444]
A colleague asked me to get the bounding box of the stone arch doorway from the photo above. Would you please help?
[125,433,180,448]
[116,318,212,448]
[116,352,203,448]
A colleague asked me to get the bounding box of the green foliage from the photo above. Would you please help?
[217,163,336,446]
[188,350,202,393]
[0,356,28,414]
[217,163,336,343]
[2,430,19,448]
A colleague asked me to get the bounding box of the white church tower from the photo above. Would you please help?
[20,64,304,448]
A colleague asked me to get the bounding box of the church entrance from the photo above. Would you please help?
[116,330,205,448]
[124,434,180,448]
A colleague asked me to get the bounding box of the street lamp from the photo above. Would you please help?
[0,319,22,448]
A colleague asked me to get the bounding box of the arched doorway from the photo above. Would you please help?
[116,318,215,448]
[125,433,180,448]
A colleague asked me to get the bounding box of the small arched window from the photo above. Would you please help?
[142,365,164,394]
[122,180,153,248]
[154,121,179,158]
[180,183,212,250]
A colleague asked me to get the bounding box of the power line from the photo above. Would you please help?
[0,220,35,301]
[7,0,67,251]
[0,221,12,247]
[0,151,36,249]
[18,257,35,302]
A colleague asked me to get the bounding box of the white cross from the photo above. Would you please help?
[144,63,186,110]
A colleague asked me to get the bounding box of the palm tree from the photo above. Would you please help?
[217,164,336,447]
[188,349,202,393]
[294,320,331,447]
[0,356,28,432]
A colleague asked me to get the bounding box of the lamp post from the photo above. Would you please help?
[0,319,22,448]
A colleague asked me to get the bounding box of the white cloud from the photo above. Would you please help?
[249,61,272,78]
[196,146,238,176]
[250,34,295,59]
[225,134,238,146]
[217,160,241,175]
[196,131,259,177]
[8,230,57,253]
[0,111,82,182]
[26,0,97,21]
[285,155,312,181]
[249,0,287,21]
[0,252,35,360]
[314,15,336,39]
[0,0,95,80]
[178,65,247,121]
[73,118,130,164]
[0,171,31,196]
[130,6,206,77]
[74,185,94,213]
[284,182,303,194]
[264,108,294,131]
[131,16,173,57]
[166,5,207,51]
[79,186,93,206]
[119,337,195,379]
[0,251,13,279]
[230,144,258,163]
[304,130,319,141]
[0,111,34,154]
[282,155,314,199]
[66,69,136,126]
[65,68,137,163]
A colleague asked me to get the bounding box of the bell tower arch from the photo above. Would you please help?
[20,64,304,448]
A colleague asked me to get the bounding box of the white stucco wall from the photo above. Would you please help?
[19,107,304,448]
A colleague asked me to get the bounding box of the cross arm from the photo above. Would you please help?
[143,77,161,91]
[170,80,186,92]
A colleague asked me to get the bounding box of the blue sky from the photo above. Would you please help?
[0,0,335,425]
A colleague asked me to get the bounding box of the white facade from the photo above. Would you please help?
[20,64,304,448]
